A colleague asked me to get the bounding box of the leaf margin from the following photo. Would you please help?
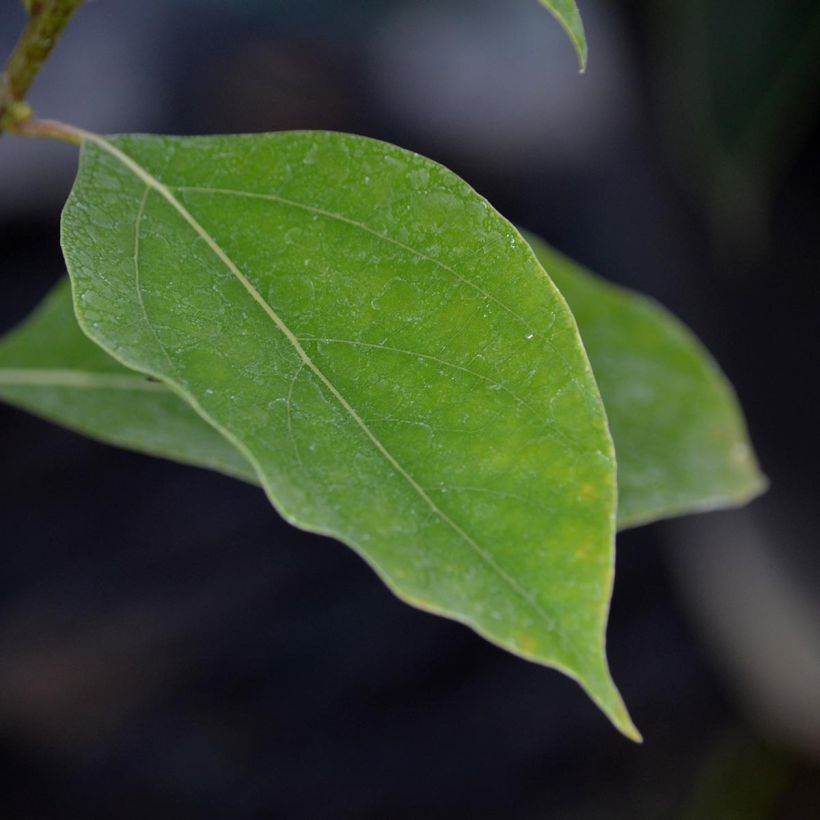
[60,128,640,740]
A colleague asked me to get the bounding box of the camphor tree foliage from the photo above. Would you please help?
[0,0,765,739]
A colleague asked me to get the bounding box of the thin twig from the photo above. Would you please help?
[0,0,86,135]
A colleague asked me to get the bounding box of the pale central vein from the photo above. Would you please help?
[173,186,580,432]
[0,367,166,391]
[85,134,550,624]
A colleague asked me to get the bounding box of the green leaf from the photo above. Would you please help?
[0,278,254,482]
[60,130,637,738]
[524,233,767,529]
[537,0,587,71]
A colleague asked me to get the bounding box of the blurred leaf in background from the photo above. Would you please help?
[649,0,820,259]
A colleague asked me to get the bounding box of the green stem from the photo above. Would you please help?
[0,0,86,135]
[12,115,86,144]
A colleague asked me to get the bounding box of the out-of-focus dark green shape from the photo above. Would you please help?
[526,233,767,528]
[650,0,820,253]
[684,730,795,820]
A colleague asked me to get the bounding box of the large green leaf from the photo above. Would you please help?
[60,130,637,738]
[0,278,253,481]
[537,0,587,71]
[526,234,767,528]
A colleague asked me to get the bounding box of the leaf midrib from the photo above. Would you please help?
[171,184,535,329]
[0,366,165,391]
[83,134,555,629]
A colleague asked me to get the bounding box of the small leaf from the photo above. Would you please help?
[0,278,254,482]
[61,130,637,738]
[537,0,587,71]
[525,233,767,528]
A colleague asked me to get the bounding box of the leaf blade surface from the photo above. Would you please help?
[61,130,635,737]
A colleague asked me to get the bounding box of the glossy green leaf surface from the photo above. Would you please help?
[537,0,587,71]
[0,278,253,481]
[526,234,767,528]
[61,130,637,738]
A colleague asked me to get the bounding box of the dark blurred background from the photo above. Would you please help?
[1,1,819,817]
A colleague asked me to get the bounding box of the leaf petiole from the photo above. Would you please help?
[9,115,87,144]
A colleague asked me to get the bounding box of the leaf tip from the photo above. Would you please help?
[537,0,588,72]
[617,713,644,744]
[574,653,642,741]
[599,690,642,742]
